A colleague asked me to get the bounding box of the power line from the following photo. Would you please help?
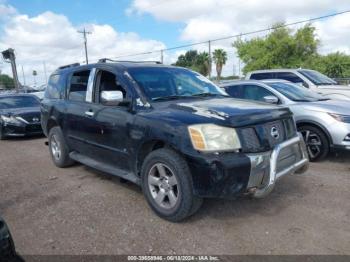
[110,9,350,60]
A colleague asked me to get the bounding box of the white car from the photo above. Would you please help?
[246,69,350,101]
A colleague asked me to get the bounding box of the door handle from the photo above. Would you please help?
[85,110,94,117]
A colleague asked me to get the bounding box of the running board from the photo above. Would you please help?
[69,152,141,185]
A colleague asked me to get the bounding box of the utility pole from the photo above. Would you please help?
[160,50,164,64]
[43,61,48,83]
[78,28,92,64]
[21,65,26,92]
[208,40,212,79]
[33,70,37,87]
[1,48,20,92]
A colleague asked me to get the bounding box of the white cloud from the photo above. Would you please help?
[0,3,16,18]
[128,0,350,76]
[0,5,166,86]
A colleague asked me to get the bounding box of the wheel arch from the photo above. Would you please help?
[135,139,179,176]
[46,117,59,135]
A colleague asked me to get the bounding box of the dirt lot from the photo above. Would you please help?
[0,137,349,255]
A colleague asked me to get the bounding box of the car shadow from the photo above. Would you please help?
[1,134,45,141]
[188,174,310,223]
[326,150,350,164]
[79,165,143,195]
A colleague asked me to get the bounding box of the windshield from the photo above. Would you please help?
[0,96,40,109]
[266,82,328,102]
[128,67,226,101]
[298,70,337,85]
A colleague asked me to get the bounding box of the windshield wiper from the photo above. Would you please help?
[152,95,193,101]
[192,93,228,98]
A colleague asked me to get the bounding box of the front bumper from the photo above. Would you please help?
[1,122,43,137]
[329,121,350,151]
[247,133,309,198]
[187,133,309,199]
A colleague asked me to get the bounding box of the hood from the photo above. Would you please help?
[0,107,40,117]
[151,98,292,127]
[318,84,350,91]
[295,99,350,115]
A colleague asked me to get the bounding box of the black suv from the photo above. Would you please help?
[41,60,309,221]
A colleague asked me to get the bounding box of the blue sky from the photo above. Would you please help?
[1,0,350,85]
[7,0,183,48]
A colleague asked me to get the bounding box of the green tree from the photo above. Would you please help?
[212,49,227,81]
[0,74,15,89]
[174,50,210,76]
[233,23,319,74]
[310,52,350,78]
[174,50,198,68]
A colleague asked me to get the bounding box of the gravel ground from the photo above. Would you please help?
[0,137,349,255]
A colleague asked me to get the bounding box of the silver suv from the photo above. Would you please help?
[221,80,350,161]
[246,69,350,101]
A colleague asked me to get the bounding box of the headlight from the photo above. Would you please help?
[0,115,22,125]
[329,113,350,123]
[188,124,241,152]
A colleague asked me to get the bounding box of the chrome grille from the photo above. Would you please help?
[239,117,297,153]
[239,128,261,153]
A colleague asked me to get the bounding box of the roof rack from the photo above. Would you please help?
[98,58,162,64]
[58,63,80,70]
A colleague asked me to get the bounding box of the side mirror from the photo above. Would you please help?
[263,95,279,104]
[302,81,309,88]
[101,91,126,106]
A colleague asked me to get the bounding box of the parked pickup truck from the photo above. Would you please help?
[41,60,309,221]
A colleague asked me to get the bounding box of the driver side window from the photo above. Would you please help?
[241,85,277,102]
[95,70,127,106]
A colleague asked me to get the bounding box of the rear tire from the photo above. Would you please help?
[141,148,202,222]
[298,125,329,162]
[48,126,74,168]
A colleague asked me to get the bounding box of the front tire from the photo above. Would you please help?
[141,148,203,222]
[48,126,74,167]
[298,125,329,162]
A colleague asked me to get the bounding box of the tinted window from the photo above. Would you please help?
[241,85,276,102]
[250,73,274,80]
[298,70,337,85]
[45,74,63,99]
[266,82,327,102]
[68,70,90,102]
[0,96,40,109]
[128,67,225,101]
[274,72,303,83]
[225,85,244,98]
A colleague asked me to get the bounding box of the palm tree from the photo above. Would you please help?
[212,49,228,81]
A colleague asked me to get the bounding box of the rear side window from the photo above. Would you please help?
[45,74,63,99]
[250,73,274,80]
[68,70,90,102]
[274,72,303,83]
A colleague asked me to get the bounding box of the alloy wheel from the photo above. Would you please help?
[301,130,323,160]
[50,135,61,161]
[148,163,179,209]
